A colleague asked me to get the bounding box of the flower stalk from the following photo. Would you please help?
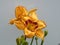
[35,37,38,45]
[30,36,34,45]
[40,40,44,45]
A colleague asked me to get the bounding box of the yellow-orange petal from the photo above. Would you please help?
[14,21,25,30]
[24,28,35,38]
[23,16,30,21]
[15,6,28,18]
[28,8,38,21]
[9,18,17,25]
[35,30,44,40]
[36,20,46,30]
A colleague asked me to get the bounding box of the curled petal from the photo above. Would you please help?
[9,18,17,25]
[24,28,35,38]
[29,8,38,21]
[29,8,37,13]
[15,6,28,18]
[14,21,25,30]
[36,20,46,30]
[35,30,44,40]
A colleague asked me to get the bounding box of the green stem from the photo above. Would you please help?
[36,39,38,45]
[41,40,44,45]
[30,36,34,45]
[35,37,38,45]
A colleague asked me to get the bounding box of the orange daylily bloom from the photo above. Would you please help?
[9,6,46,40]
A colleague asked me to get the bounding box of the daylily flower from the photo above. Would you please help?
[9,6,46,40]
